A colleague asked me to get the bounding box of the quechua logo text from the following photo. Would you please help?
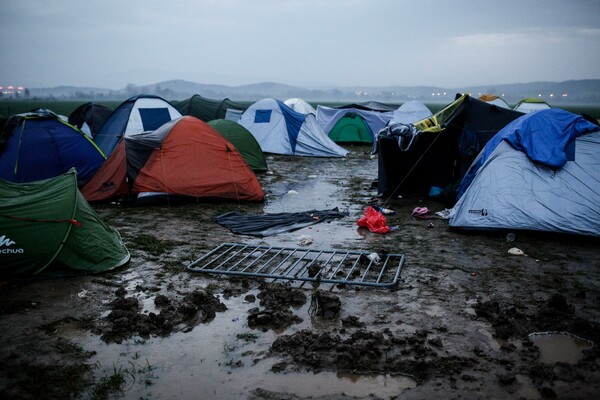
[0,235,24,254]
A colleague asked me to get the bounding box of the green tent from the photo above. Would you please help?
[328,113,373,143]
[208,119,268,172]
[0,169,130,278]
[174,94,247,122]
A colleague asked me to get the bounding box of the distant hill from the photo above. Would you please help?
[16,79,600,105]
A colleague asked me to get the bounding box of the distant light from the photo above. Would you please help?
[7,85,14,90]
[0,86,3,90]
[538,94,542,97]
[549,93,554,97]
[17,86,23,91]
[562,93,568,97]
[443,92,446,95]
[501,93,505,97]
[431,92,435,96]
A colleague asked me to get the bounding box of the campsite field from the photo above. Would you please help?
[1,145,599,400]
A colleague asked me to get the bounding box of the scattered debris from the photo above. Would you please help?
[508,247,526,256]
[367,252,381,264]
[297,235,314,246]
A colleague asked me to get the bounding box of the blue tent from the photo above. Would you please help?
[0,110,106,186]
[94,94,182,156]
[450,109,600,236]
[457,109,599,200]
[239,98,348,157]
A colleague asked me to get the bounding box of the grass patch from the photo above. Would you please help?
[129,234,184,256]
[90,365,127,400]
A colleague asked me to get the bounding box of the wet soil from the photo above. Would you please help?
[1,146,600,399]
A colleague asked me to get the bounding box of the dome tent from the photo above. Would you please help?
[283,98,316,115]
[450,109,600,236]
[239,98,348,157]
[389,100,433,125]
[94,94,182,156]
[513,97,551,113]
[0,110,106,187]
[208,119,268,172]
[316,105,392,143]
[82,116,264,203]
[68,102,112,138]
[375,94,524,199]
[174,94,247,122]
[0,169,130,278]
[327,113,373,143]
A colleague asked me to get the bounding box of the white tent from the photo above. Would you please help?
[239,98,348,157]
[95,94,182,156]
[224,108,243,122]
[283,98,316,115]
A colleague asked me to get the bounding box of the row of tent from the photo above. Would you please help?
[373,93,600,237]
[0,92,598,279]
[1,93,597,229]
[0,94,433,205]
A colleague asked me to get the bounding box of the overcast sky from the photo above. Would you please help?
[1,0,599,89]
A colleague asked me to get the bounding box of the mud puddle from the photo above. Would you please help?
[65,289,416,400]
[529,332,594,364]
[3,146,600,400]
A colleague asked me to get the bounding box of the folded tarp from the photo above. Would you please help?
[214,208,348,237]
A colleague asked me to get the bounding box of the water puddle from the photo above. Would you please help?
[529,331,594,364]
[255,370,416,399]
[64,289,417,399]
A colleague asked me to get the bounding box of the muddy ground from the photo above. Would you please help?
[1,146,599,400]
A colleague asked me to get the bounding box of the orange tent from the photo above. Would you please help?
[82,116,263,202]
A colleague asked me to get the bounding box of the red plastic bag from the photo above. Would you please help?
[357,206,390,234]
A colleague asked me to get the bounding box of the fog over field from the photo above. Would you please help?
[1,0,599,90]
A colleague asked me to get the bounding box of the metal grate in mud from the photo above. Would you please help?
[187,243,404,288]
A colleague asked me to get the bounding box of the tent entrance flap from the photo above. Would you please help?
[187,243,405,288]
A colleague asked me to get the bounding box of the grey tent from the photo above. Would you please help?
[388,100,433,125]
[450,109,600,236]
